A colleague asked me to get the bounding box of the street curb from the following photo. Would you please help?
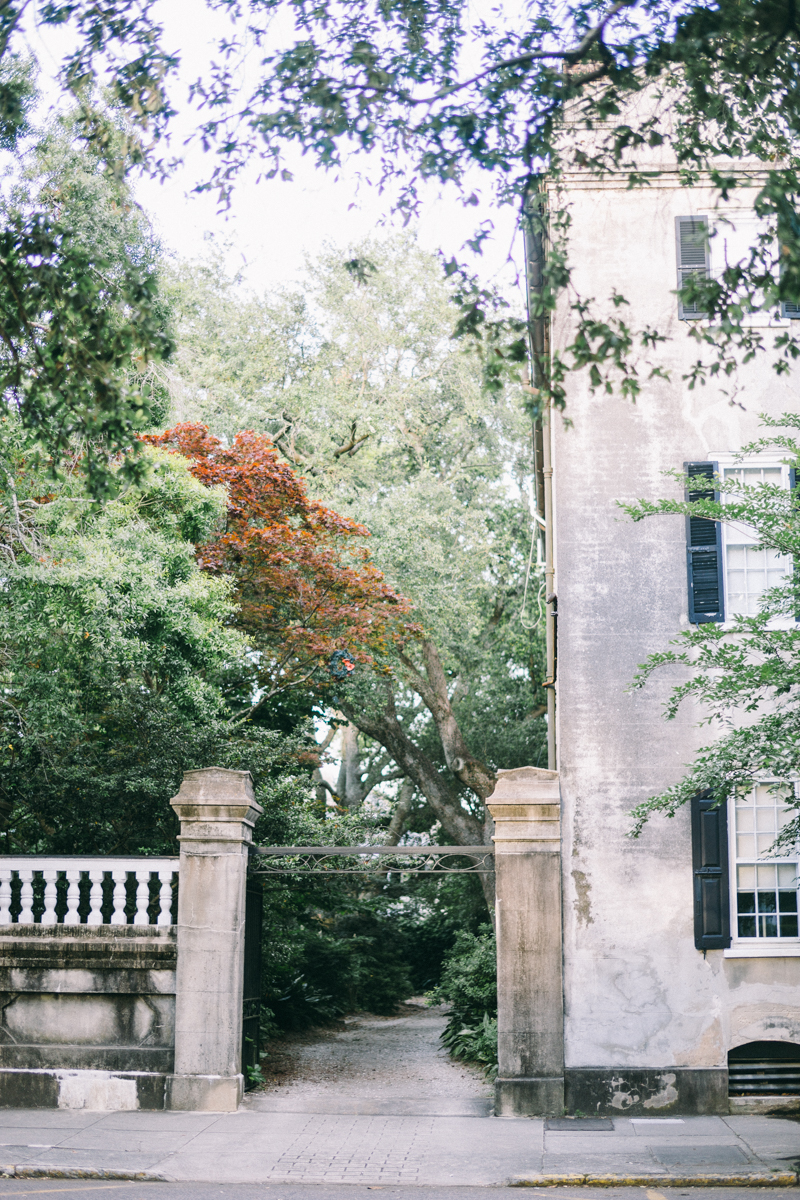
[510,1173,800,1188]
[0,1166,796,1187]
[0,1165,168,1182]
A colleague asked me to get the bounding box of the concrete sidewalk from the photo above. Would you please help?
[0,1107,796,1186]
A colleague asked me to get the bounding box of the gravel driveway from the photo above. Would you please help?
[245,1000,493,1116]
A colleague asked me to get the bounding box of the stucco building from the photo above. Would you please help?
[516,138,800,1114]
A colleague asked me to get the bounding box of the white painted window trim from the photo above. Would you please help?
[706,451,795,629]
[727,787,800,957]
[724,945,800,957]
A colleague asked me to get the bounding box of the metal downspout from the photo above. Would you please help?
[523,185,556,771]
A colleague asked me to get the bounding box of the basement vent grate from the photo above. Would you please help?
[728,1041,800,1096]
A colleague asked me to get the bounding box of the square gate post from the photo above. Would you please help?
[488,766,564,1117]
[167,767,263,1112]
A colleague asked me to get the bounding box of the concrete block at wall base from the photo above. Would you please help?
[0,1045,173,1072]
[495,1076,565,1117]
[565,1069,729,1115]
[0,1069,167,1110]
[729,1095,800,1115]
[166,1073,242,1112]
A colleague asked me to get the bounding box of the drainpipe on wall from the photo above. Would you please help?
[523,183,556,771]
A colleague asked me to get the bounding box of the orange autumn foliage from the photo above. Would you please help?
[144,423,416,697]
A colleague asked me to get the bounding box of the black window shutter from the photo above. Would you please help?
[691,790,731,950]
[685,461,724,623]
[676,216,710,319]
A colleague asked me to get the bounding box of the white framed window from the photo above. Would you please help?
[705,453,795,622]
[676,210,797,326]
[727,784,800,956]
[722,463,792,617]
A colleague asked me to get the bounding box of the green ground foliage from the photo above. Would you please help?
[429,927,498,1073]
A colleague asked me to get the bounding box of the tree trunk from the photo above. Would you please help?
[385,778,415,845]
[336,721,365,809]
[340,684,496,922]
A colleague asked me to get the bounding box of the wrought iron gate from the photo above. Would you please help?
[241,844,493,1089]
[249,844,495,876]
[241,877,263,1090]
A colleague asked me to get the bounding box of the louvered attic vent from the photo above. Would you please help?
[728,1041,800,1096]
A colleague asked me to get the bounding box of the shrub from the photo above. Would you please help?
[429,925,497,1074]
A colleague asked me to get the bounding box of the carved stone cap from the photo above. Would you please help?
[489,766,560,806]
[171,767,256,807]
[170,768,264,833]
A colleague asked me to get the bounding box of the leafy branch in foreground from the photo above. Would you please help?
[621,413,800,847]
[0,0,797,450]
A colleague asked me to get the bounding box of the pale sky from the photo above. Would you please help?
[24,0,527,301]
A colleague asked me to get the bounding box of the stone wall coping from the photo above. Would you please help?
[0,930,177,972]
[0,925,176,940]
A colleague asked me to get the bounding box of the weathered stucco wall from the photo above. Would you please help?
[0,924,176,1073]
[552,166,800,1111]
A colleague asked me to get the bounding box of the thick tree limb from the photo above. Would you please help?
[339,683,495,917]
[385,777,416,845]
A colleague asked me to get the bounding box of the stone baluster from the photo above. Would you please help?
[0,869,11,925]
[110,869,128,925]
[157,870,174,926]
[133,870,151,925]
[64,869,81,925]
[87,869,104,925]
[167,767,263,1112]
[41,868,58,925]
[18,868,34,924]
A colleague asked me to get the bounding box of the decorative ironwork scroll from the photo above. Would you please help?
[249,845,495,875]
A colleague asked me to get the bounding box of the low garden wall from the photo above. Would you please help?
[0,768,262,1112]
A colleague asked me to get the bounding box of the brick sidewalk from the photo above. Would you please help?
[0,1108,795,1185]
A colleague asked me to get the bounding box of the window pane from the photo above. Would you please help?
[738,865,756,888]
[780,914,799,937]
[757,864,777,888]
[757,833,778,854]
[777,864,798,888]
[738,891,756,914]
[778,890,798,913]
[737,833,757,857]
[737,809,755,832]
[760,913,779,937]
[757,890,777,913]
[757,807,777,832]
[738,914,757,937]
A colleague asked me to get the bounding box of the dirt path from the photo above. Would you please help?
[245,1000,494,1116]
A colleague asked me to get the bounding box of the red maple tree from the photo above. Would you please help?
[144,423,416,703]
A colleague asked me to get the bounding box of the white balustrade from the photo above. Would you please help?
[0,858,179,926]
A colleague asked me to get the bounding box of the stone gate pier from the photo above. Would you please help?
[489,766,563,1117]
